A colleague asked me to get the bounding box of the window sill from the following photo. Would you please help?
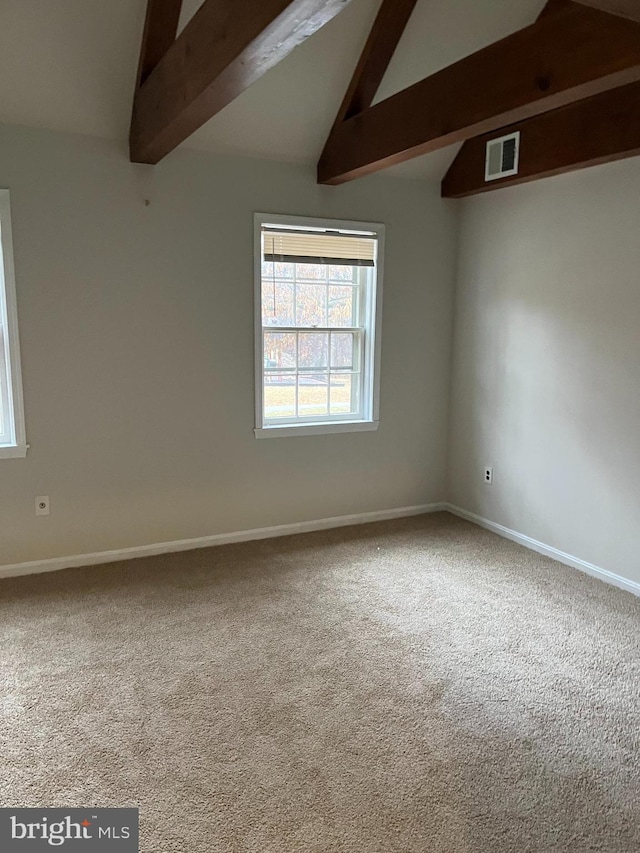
[254,420,379,439]
[0,443,28,459]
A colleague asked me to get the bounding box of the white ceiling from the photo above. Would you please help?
[0,0,546,180]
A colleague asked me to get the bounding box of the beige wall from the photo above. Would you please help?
[448,159,640,586]
[0,125,457,565]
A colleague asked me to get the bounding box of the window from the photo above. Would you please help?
[254,214,383,438]
[0,190,27,458]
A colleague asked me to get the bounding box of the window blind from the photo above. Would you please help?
[263,229,376,267]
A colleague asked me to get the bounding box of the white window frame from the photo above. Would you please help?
[254,213,384,438]
[0,190,27,458]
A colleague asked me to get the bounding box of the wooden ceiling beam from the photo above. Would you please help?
[317,3,640,185]
[572,0,640,22]
[441,82,640,198]
[536,0,575,20]
[321,0,418,178]
[330,0,418,128]
[135,0,183,90]
[131,0,353,164]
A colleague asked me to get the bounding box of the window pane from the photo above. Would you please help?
[330,374,359,415]
[330,333,355,369]
[262,261,294,279]
[296,263,325,281]
[0,325,9,442]
[329,265,356,282]
[298,374,328,417]
[264,333,296,370]
[264,374,296,420]
[298,333,328,369]
[328,286,354,327]
[296,284,327,327]
[0,373,5,436]
[262,281,294,326]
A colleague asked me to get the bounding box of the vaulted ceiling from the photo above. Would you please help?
[0,0,549,180]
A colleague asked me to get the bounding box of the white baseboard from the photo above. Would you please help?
[446,504,640,597]
[0,502,447,580]
[7,501,635,598]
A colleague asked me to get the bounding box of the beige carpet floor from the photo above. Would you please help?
[1,513,639,852]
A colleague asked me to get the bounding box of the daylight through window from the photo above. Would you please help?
[0,189,27,457]
[255,215,383,437]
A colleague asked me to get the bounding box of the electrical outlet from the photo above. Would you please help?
[483,467,493,485]
[35,496,50,516]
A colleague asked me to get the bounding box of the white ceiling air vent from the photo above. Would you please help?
[485,131,520,182]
